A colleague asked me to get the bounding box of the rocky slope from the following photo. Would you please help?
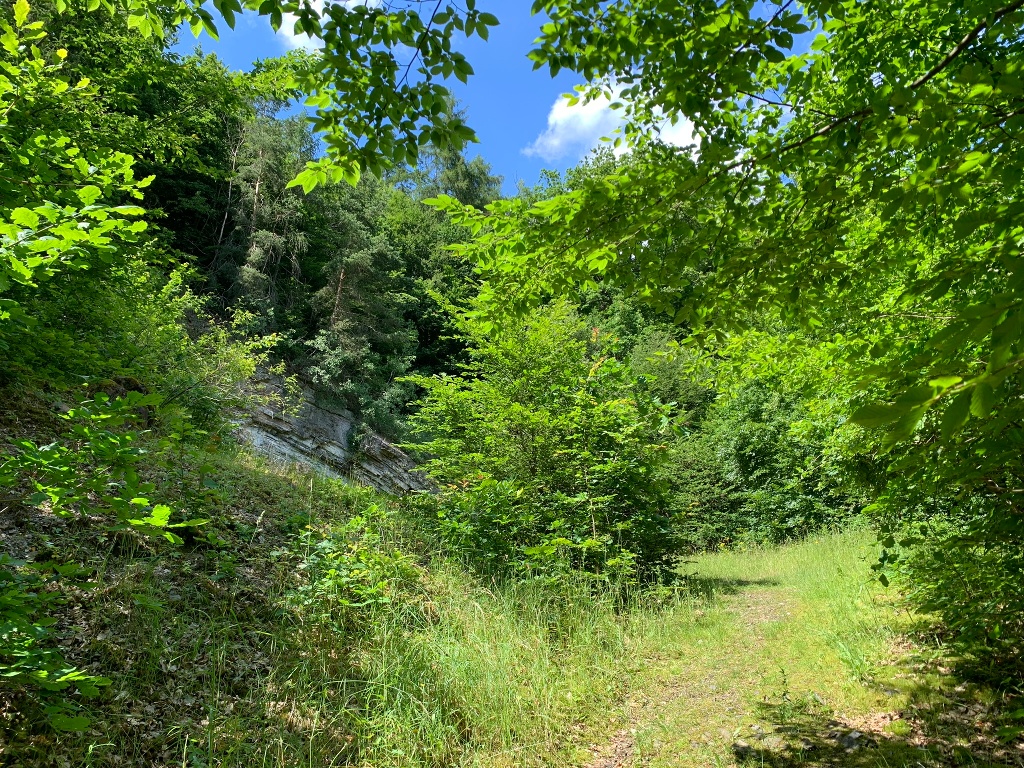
[237,376,429,495]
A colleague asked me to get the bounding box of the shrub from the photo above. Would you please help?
[894,511,1024,681]
[667,382,855,550]
[406,303,677,582]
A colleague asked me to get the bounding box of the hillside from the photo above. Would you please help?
[4,1,1024,766]
[2,433,1020,766]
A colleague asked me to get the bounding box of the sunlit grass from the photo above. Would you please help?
[27,452,953,768]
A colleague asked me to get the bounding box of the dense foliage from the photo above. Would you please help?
[0,0,500,730]
[429,0,1024,679]
[206,111,498,433]
[408,303,677,581]
[665,381,853,551]
[2,0,1024,747]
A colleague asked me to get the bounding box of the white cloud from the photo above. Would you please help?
[277,0,381,51]
[523,87,697,162]
[277,0,323,51]
[523,90,625,162]
[657,115,698,149]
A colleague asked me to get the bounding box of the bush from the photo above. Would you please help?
[666,382,856,550]
[894,511,1024,681]
[867,421,1024,681]
[406,303,677,582]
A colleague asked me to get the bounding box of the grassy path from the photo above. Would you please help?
[572,531,1019,768]
[9,448,1018,768]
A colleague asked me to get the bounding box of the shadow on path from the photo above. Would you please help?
[731,683,1024,767]
[682,575,781,602]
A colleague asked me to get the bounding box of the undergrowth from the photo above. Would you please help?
[0,435,698,768]
[2,415,1017,767]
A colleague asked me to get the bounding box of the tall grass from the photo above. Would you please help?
[268,544,704,767]
[337,572,633,766]
[27,452,895,768]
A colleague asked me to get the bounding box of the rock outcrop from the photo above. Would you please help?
[236,376,429,495]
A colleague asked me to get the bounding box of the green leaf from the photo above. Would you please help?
[851,402,903,428]
[956,151,987,175]
[76,186,102,206]
[148,504,172,526]
[168,517,209,528]
[940,390,972,439]
[287,167,319,194]
[129,504,172,529]
[895,385,936,406]
[109,205,145,216]
[13,0,30,27]
[970,382,995,417]
[883,407,926,448]
[49,714,90,732]
[10,207,39,228]
[928,375,962,391]
[997,725,1024,742]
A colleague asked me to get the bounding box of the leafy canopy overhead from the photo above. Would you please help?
[73,0,499,180]
[432,0,1024,447]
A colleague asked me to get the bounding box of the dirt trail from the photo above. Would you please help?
[583,588,797,768]
[576,578,1024,768]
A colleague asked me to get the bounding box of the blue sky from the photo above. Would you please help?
[172,3,651,195]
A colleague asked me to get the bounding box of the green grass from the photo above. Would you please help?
[3,448,662,767]
[604,533,1021,767]
[606,530,903,767]
[2,450,1018,768]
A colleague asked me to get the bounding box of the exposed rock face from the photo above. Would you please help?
[236,377,429,495]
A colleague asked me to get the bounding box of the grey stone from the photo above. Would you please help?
[237,374,430,495]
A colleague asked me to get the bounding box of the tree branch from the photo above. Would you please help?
[397,0,445,90]
[910,0,1024,89]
